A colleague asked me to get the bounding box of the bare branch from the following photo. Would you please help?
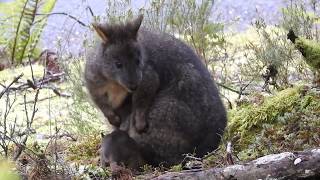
[2,73,65,94]
[0,91,17,157]
[0,73,24,99]
[216,82,249,95]
[35,12,88,27]
[86,6,95,18]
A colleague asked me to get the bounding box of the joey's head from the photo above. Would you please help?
[93,15,144,92]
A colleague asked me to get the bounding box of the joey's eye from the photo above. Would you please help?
[115,62,123,69]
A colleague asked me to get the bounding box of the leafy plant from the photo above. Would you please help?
[140,0,225,67]
[239,17,314,89]
[168,0,225,67]
[243,20,294,86]
[102,0,133,23]
[65,57,101,134]
[281,0,318,39]
[100,0,225,69]
[0,0,56,65]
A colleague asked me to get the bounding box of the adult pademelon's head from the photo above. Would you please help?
[92,15,145,92]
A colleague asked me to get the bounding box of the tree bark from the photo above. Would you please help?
[150,148,320,180]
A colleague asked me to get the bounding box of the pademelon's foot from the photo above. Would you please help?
[110,162,133,180]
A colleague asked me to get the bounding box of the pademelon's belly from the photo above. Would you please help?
[99,81,129,109]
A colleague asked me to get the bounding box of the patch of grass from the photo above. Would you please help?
[65,58,103,134]
[202,148,227,168]
[0,158,20,180]
[0,64,45,82]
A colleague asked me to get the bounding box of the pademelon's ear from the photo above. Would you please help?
[130,14,144,37]
[92,23,108,43]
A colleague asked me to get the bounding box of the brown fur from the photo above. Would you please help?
[99,81,129,109]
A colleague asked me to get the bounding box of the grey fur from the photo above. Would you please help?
[84,16,147,128]
[100,130,146,170]
[86,16,227,167]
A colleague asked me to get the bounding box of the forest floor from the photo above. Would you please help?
[1,23,320,178]
[1,63,319,179]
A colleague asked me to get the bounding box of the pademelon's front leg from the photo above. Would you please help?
[132,64,159,133]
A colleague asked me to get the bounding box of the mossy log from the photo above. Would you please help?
[151,148,320,180]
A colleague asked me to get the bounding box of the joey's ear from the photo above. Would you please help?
[92,23,108,43]
[129,15,144,37]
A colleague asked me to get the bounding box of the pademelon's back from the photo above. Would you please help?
[127,28,227,166]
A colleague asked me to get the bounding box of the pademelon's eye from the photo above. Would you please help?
[115,62,123,69]
[136,58,140,65]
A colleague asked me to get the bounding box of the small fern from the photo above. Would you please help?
[11,0,39,64]
[0,0,56,65]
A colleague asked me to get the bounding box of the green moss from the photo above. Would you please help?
[226,86,320,160]
[296,38,320,70]
[67,134,101,163]
[228,88,300,142]
[170,164,183,172]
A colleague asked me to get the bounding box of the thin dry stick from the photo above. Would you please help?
[3,73,65,93]
[13,89,40,160]
[0,92,17,157]
[86,6,95,18]
[13,60,44,161]
[35,12,88,27]
[216,82,249,95]
[226,142,234,165]
[0,73,24,99]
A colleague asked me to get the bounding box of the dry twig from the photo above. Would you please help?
[0,73,24,99]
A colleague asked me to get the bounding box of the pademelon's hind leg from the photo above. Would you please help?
[133,93,200,167]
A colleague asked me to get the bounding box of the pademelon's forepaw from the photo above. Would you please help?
[107,113,121,127]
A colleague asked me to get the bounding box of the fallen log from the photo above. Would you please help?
[151,148,320,180]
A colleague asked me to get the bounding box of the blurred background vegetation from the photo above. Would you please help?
[0,0,319,179]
